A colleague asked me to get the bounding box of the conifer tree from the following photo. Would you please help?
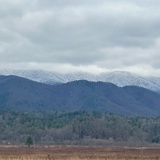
[26,136,33,148]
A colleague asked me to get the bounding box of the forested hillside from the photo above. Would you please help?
[0,110,159,146]
[1,75,160,116]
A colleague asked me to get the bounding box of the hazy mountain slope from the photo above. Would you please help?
[0,70,160,92]
[123,86,160,114]
[0,75,54,110]
[0,75,160,116]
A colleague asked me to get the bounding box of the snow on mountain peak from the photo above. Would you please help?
[0,69,160,92]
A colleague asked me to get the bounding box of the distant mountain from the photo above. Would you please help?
[99,71,160,92]
[0,75,160,116]
[0,70,160,92]
[0,69,98,84]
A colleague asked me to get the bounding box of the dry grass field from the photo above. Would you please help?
[0,146,159,160]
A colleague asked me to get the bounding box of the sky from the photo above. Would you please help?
[0,0,160,75]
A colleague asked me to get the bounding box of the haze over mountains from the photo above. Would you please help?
[0,69,160,92]
[0,75,160,116]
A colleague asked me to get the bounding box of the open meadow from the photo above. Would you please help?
[0,146,159,160]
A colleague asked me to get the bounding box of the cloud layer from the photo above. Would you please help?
[0,0,160,75]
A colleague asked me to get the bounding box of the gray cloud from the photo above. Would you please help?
[0,0,160,75]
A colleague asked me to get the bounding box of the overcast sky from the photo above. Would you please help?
[0,0,160,75]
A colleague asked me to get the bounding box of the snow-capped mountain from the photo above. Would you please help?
[0,69,97,84]
[0,69,160,92]
[99,71,160,92]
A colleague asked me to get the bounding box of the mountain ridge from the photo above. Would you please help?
[0,69,160,92]
[0,75,160,116]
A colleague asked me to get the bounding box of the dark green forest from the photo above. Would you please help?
[0,110,160,146]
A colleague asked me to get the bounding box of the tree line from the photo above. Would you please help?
[0,110,159,146]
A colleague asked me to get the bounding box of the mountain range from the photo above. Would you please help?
[0,75,160,116]
[0,69,160,92]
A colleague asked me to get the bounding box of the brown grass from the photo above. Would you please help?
[0,146,159,160]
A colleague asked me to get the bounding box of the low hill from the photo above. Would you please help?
[0,75,160,116]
